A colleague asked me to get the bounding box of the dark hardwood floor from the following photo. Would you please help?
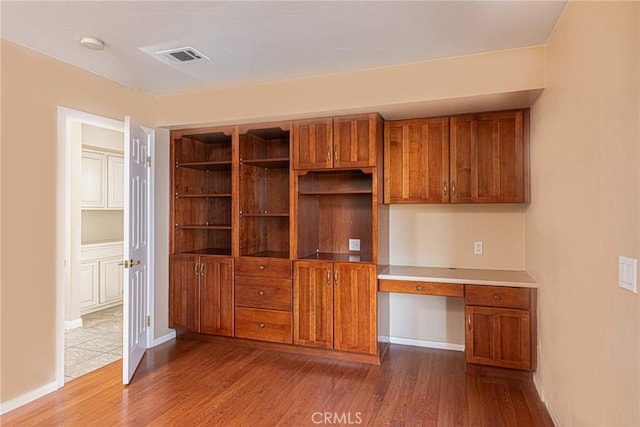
[2,339,553,426]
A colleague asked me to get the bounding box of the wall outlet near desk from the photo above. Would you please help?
[474,241,484,255]
[349,239,361,251]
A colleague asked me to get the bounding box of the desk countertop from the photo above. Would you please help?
[377,265,537,288]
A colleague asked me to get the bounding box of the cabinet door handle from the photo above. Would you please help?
[327,269,331,285]
[334,146,338,162]
[334,269,339,286]
[200,263,205,276]
[326,145,331,162]
[451,180,456,197]
[194,263,199,276]
[443,181,448,196]
[258,290,265,296]
[467,314,472,331]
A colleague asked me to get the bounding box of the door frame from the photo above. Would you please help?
[56,107,155,388]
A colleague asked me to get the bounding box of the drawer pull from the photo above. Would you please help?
[258,323,265,328]
[258,290,265,296]
[258,265,266,270]
[416,285,424,291]
[493,294,501,301]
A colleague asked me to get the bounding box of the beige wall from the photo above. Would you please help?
[157,46,545,127]
[0,39,156,402]
[81,211,124,244]
[388,205,526,346]
[528,2,640,425]
[82,124,123,152]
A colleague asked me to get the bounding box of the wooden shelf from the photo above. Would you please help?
[176,224,232,230]
[298,252,373,263]
[176,161,232,171]
[240,213,290,217]
[175,193,232,199]
[299,190,372,196]
[177,248,232,256]
[242,251,290,259]
[241,158,290,168]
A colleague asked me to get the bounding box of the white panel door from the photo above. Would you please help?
[107,155,125,208]
[123,117,152,384]
[81,151,106,208]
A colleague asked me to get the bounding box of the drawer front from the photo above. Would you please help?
[465,285,530,309]
[235,257,292,279]
[235,276,292,311]
[379,279,464,297]
[234,307,292,344]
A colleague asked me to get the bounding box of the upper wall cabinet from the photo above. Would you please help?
[384,110,529,204]
[81,149,124,209]
[293,114,382,170]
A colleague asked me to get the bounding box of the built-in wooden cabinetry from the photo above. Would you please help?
[384,110,528,204]
[170,113,387,363]
[465,285,536,371]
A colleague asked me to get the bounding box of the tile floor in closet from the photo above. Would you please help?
[64,305,122,382]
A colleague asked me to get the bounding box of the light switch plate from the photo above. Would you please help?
[618,256,637,294]
[349,239,361,251]
[474,241,484,255]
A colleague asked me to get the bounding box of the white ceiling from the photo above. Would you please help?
[1,1,566,97]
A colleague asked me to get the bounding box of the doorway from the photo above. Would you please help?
[56,108,154,387]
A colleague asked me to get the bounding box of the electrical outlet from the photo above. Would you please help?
[474,241,484,255]
[349,239,361,251]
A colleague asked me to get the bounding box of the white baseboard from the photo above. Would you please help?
[390,336,465,352]
[0,381,59,415]
[377,335,390,342]
[64,318,83,330]
[153,330,176,347]
[533,373,558,426]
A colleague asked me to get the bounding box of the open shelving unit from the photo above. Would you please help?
[239,125,291,259]
[296,169,374,263]
[172,129,234,256]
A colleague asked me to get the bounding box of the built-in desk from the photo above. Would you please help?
[377,265,538,372]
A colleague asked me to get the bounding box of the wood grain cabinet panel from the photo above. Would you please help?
[450,111,526,203]
[293,118,333,170]
[235,276,292,311]
[294,261,377,355]
[169,254,233,336]
[234,307,292,344]
[384,117,449,203]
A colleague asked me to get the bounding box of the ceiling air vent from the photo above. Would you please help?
[155,47,209,64]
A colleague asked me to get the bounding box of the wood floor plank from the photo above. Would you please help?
[1,340,553,426]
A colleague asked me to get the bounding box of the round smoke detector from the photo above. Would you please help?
[80,37,104,51]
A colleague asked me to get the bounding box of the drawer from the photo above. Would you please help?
[234,307,292,344]
[235,257,292,278]
[235,276,292,311]
[465,285,530,309]
[379,279,464,297]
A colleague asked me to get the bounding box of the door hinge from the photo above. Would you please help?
[146,315,151,327]
[146,156,152,168]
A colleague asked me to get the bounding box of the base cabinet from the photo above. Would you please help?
[294,261,377,355]
[169,254,234,336]
[80,242,123,314]
[464,285,536,371]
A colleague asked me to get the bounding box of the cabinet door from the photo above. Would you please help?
[99,257,123,304]
[169,255,199,332]
[333,263,377,355]
[81,151,106,208]
[450,111,524,203]
[200,257,234,336]
[293,118,333,170]
[333,114,377,169]
[384,118,449,203]
[465,306,531,370]
[293,261,333,348]
[107,155,125,209]
[80,261,99,310]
